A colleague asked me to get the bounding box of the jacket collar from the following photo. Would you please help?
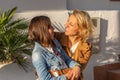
[34,38,58,51]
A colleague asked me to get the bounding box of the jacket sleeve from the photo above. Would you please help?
[76,42,92,69]
[32,51,67,80]
[54,32,68,47]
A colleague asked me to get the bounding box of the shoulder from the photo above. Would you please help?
[78,41,92,50]
[32,49,44,62]
[53,38,61,46]
[54,32,68,46]
[32,42,45,62]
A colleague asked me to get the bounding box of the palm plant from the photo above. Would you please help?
[0,7,31,71]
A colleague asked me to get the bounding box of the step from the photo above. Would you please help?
[107,69,120,80]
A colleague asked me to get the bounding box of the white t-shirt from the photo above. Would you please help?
[70,42,79,54]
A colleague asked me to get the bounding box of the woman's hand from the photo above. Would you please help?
[65,70,73,80]
[65,66,81,80]
[49,66,81,80]
[71,66,81,80]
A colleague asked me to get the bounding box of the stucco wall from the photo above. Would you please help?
[0,0,66,12]
[67,0,120,10]
[84,10,120,80]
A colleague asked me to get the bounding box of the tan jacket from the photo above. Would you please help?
[55,32,92,71]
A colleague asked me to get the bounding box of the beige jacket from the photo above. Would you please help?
[55,32,92,71]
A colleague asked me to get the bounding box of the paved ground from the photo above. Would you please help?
[0,63,35,80]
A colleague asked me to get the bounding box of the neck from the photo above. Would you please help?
[68,35,80,47]
[42,41,54,48]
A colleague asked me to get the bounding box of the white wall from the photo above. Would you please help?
[67,0,120,10]
[14,10,69,32]
[0,0,67,12]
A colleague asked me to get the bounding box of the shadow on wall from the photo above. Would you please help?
[99,18,108,54]
[118,11,120,43]
[83,18,108,78]
[89,18,110,65]
[104,12,119,64]
[102,11,120,63]
[94,17,120,65]
[88,18,108,55]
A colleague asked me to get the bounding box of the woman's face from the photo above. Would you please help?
[48,26,54,39]
[65,14,79,36]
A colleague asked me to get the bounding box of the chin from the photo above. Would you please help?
[65,32,69,36]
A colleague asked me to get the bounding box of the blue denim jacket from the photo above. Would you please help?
[32,38,80,80]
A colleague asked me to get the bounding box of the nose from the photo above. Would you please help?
[65,22,69,28]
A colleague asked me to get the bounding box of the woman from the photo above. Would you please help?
[55,9,94,80]
[28,16,81,80]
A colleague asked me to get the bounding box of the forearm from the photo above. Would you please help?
[54,32,68,46]
[78,50,91,64]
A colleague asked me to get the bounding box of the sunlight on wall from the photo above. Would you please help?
[13,10,69,32]
[0,62,13,69]
[100,58,115,63]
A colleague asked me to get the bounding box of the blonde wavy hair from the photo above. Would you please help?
[71,9,94,41]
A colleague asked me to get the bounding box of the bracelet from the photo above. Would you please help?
[75,63,81,68]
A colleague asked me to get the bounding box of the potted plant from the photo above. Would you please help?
[0,7,31,71]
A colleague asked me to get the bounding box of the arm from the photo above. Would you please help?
[61,50,81,79]
[54,32,68,47]
[60,50,81,80]
[76,42,92,70]
[53,38,81,80]
[79,49,91,64]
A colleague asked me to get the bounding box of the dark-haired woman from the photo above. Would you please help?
[28,16,81,80]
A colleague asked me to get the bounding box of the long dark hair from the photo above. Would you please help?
[28,16,52,47]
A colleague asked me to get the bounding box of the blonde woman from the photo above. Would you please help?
[55,9,94,80]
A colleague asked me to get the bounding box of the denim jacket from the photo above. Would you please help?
[32,38,80,80]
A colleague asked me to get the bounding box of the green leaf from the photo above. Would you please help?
[7,7,17,22]
[0,7,31,71]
